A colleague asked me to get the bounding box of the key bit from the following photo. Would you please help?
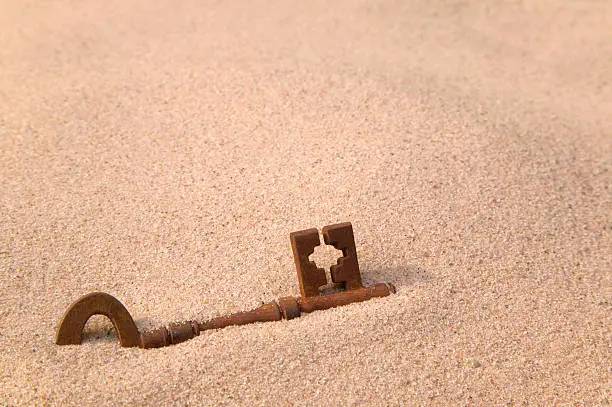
[290,228,327,297]
[322,222,363,291]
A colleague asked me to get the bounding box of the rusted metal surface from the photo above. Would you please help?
[139,326,170,349]
[139,321,200,349]
[297,283,394,313]
[55,292,140,347]
[322,222,363,291]
[197,301,282,331]
[168,321,200,345]
[290,228,327,297]
[277,296,301,320]
[56,222,396,349]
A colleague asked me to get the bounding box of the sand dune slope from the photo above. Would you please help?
[0,1,610,405]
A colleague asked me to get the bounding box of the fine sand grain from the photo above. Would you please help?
[0,1,610,405]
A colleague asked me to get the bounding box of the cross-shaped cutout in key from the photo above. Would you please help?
[290,222,363,297]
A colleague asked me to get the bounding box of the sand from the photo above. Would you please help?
[0,0,610,405]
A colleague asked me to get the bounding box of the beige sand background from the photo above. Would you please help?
[1,0,611,405]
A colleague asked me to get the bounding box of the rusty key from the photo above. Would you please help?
[55,222,395,349]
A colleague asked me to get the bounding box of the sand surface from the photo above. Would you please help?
[1,1,610,405]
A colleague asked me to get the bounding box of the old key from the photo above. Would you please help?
[55,222,395,349]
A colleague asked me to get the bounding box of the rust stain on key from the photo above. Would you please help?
[290,228,327,298]
[322,222,363,291]
[55,222,396,349]
[55,292,140,347]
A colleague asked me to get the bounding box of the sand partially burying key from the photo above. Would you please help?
[0,1,610,405]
